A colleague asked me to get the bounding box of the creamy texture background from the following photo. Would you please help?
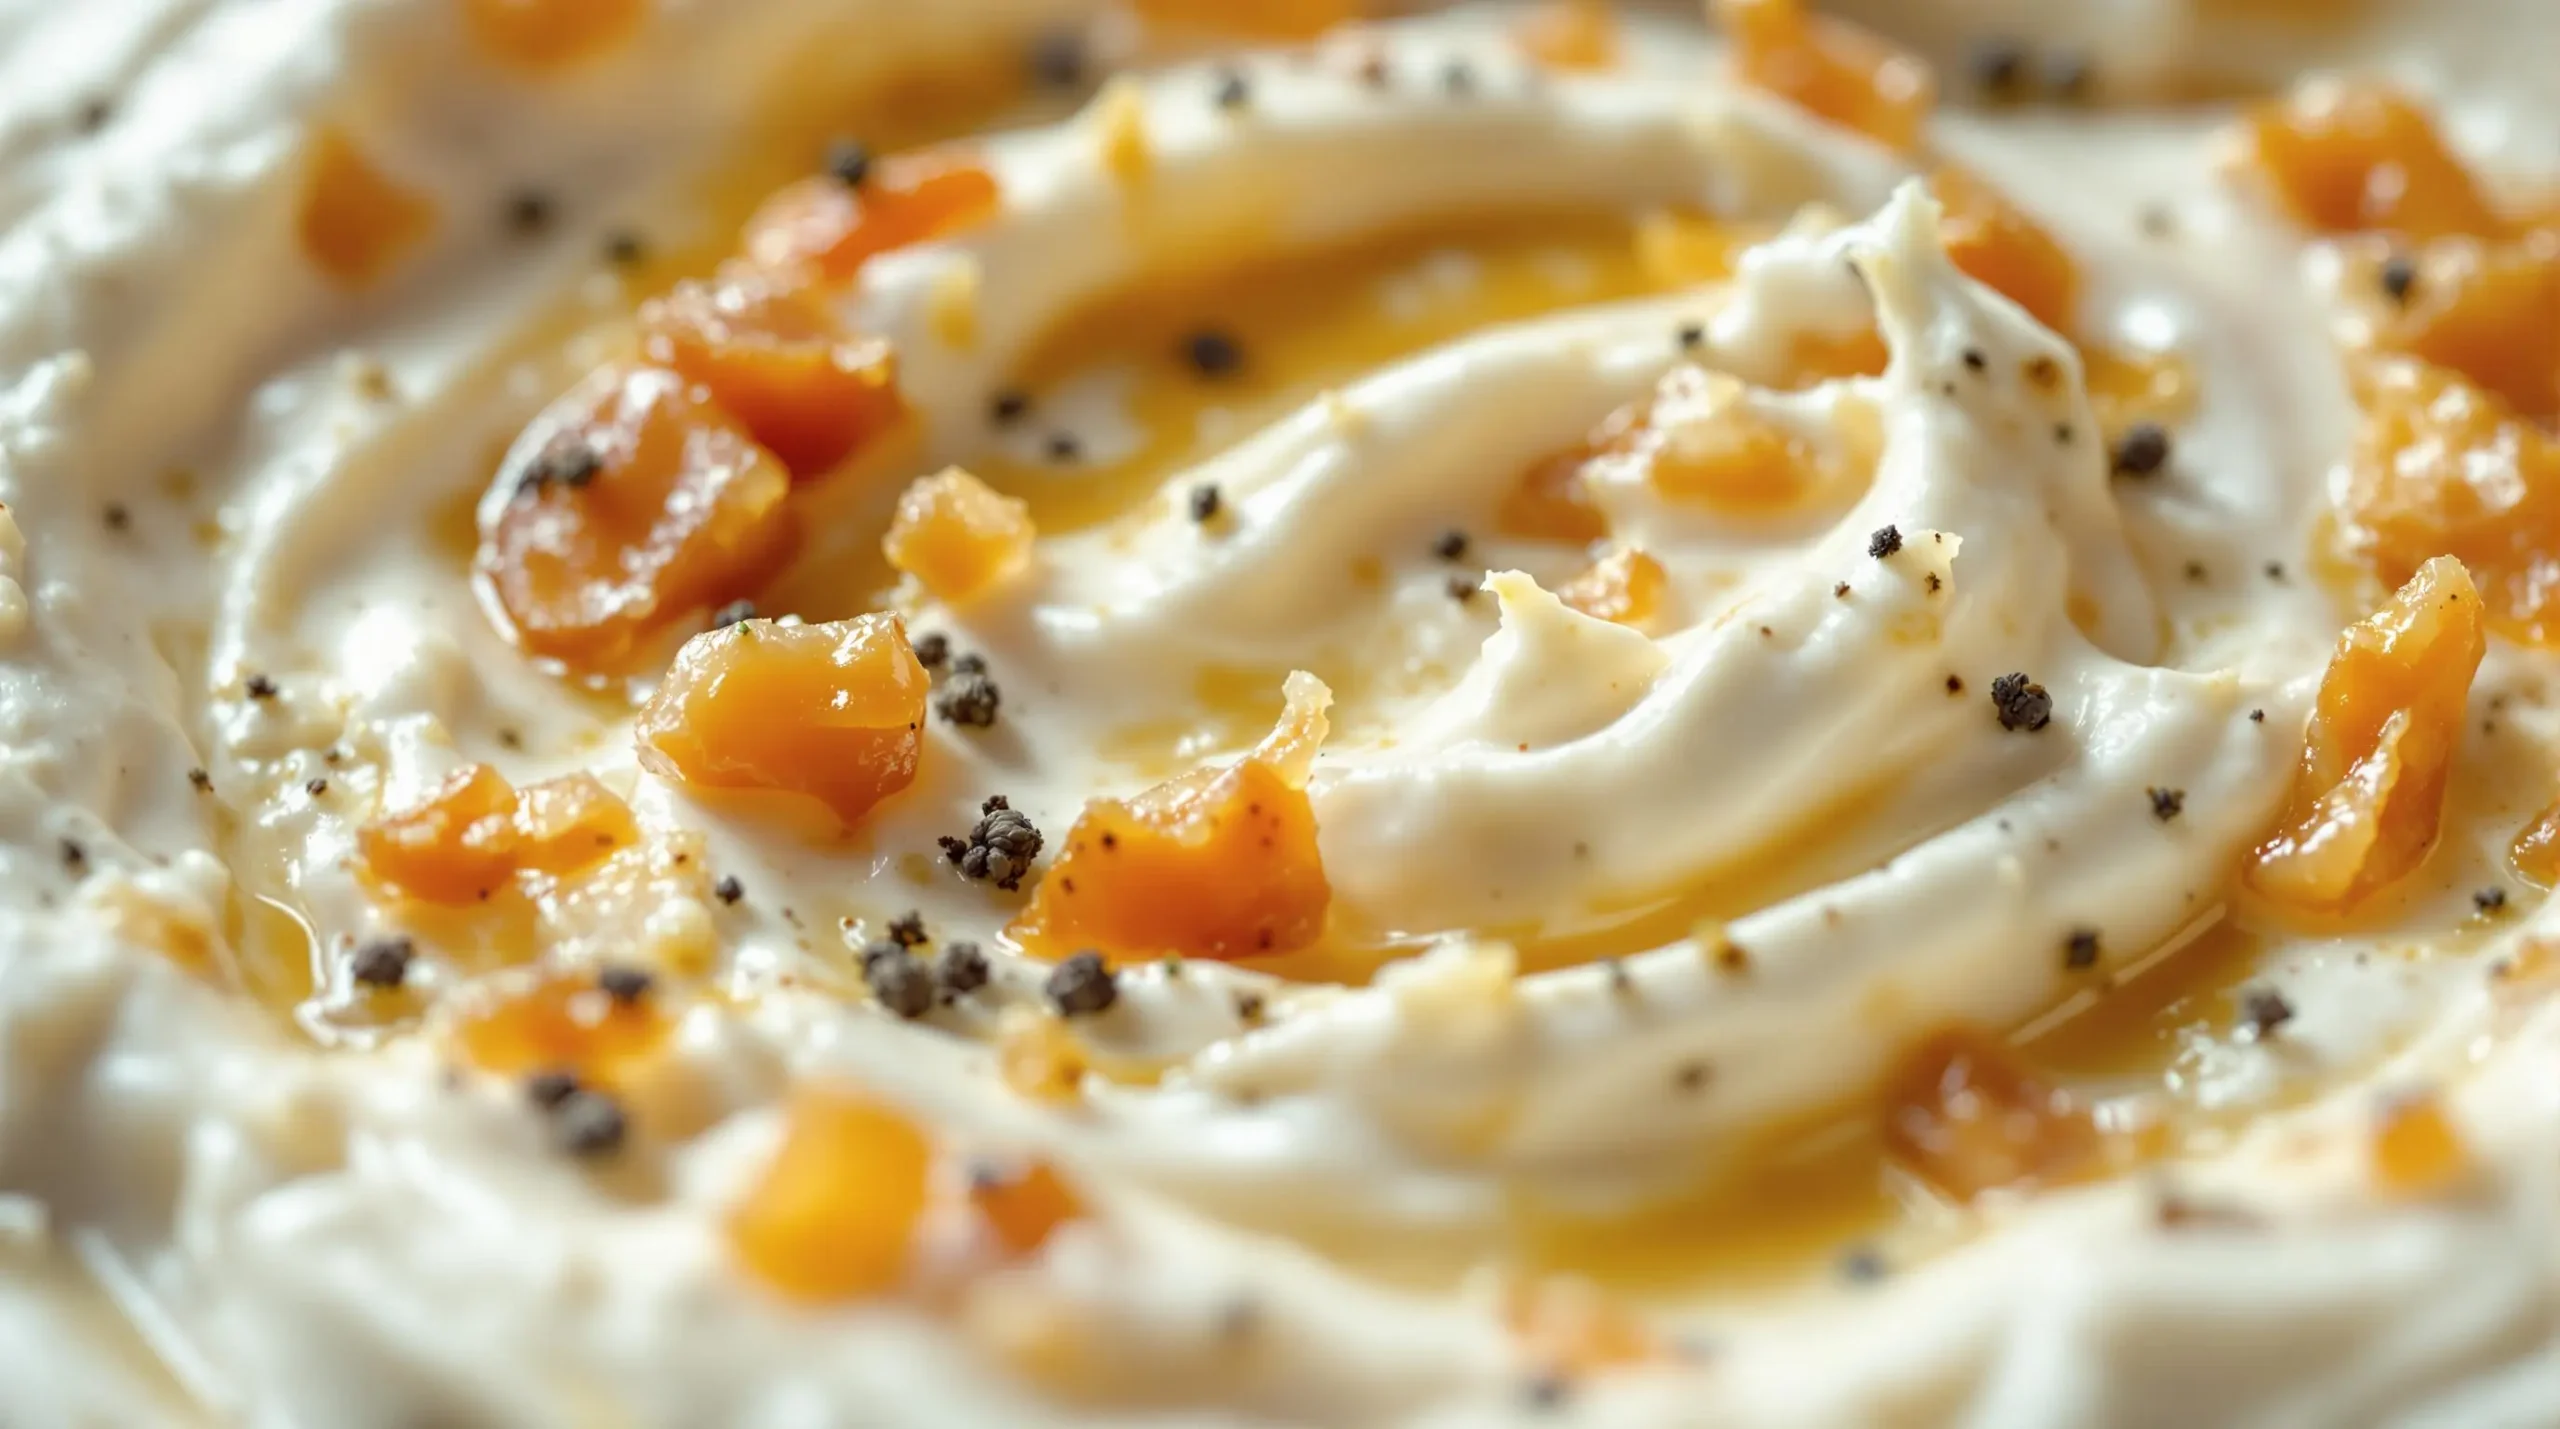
[5,1,2560,1426]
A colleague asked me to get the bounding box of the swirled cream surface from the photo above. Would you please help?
[4,0,2560,1424]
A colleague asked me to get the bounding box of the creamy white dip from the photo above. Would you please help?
[4,1,2560,1425]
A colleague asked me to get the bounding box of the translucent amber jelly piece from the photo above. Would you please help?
[297,128,437,288]
[2247,556,2484,911]
[2342,361,2560,643]
[1515,0,1620,71]
[1501,447,1611,544]
[1636,366,1822,512]
[359,763,522,905]
[634,614,928,826]
[461,0,644,71]
[2513,794,2560,887]
[1013,673,1333,962]
[1883,1028,2102,1201]
[1932,167,2080,333]
[883,467,1036,604]
[968,1159,1084,1256]
[512,772,640,878]
[2240,81,2503,240]
[453,967,671,1083]
[1714,0,1935,153]
[730,1088,934,1302]
[1558,546,1668,627]
[479,364,794,673]
[2369,236,2560,420]
[2371,1092,2470,1198]
[639,265,904,479]
[742,155,1002,285]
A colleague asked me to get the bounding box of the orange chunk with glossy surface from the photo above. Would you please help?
[1515,0,1620,71]
[453,967,671,1083]
[883,467,1037,604]
[635,613,928,825]
[1013,673,1333,962]
[359,763,522,905]
[2371,1092,2470,1198]
[1932,167,2081,333]
[730,1087,934,1302]
[2240,81,2503,240]
[2369,237,2560,420]
[2341,361,2560,643]
[461,0,644,71]
[1715,0,1935,152]
[968,1159,1085,1256]
[639,265,905,478]
[512,772,640,878]
[2246,556,2484,911]
[1501,446,1611,544]
[2512,794,2560,887]
[1882,1028,2102,1201]
[1633,366,1822,512]
[742,155,1003,284]
[1558,546,1668,627]
[297,128,438,288]
[479,364,794,673]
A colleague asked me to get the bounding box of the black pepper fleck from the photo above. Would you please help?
[1990,671,2053,732]
[505,189,554,236]
[2110,422,2171,478]
[940,795,1045,890]
[914,632,950,669]
[2249,708,2267,723]
[936,669,1001,728]
[2241,987,2294,1039]
[603,230,647,266]
[306,777,329,797]
[1183,328,1244,378]
[1867,524,1903,559]
[1045,432,1081,464]
[1213,68,1254,111]
[1447,573,1479,603]
[2474,886,2510,914]
[866,950,937,1020]
[939,941,991,995]
[1839,1246,1889,1284]
[886,910,928,947]
[598,964,653,1004]
[2064,926,2102,970]
[244,673,278,700]
[1189,484,1223,523]
[188,768,213,793]
[2148,787,2185,821]
[2379,253,2418,305]
[351,937,414,989]
[1970,39,2028,98]
[714,874,744,905]
[989,389,1031,426]
[708,599,757,630]
[102,502,130,532]
[1945,674,1965,695]
[825,138,874,187]
[552,1089,628,1157]
[1047,950,1118,1016]
[73,96,114,135]
[1676,321,1705,351]
[1027,26,1088,88]
[525,1068,581,1110]
[1433,528,1470,562]
[1961,347,1987,372]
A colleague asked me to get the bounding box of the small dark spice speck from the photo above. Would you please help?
[2249,708,2267,723]
[1356,52,1392,88]
[1235,991,1267,1022]
[866,951,937,1020]
[826,138,874,187]
[952,653,987,676]
[603,230,647,266]
[2045,51,2093,99]
[59,838,87,872]
[1027,26,1088,88]
[74,96,114,134]
[188,768,213,793]
[351,937,415,989]
[2474,886,2510,914]
[2379,254,2418,305]
[709,599,757,630]
[1441,59,1477,96]
[936,669,1001,728]
[598,964,653,1004]
[2241,987,2294,1039]
[2111,422,2170,478]
[989,389,1031,426]
[940,795,1045,890]
[2148,787,2185,821]
[914,632,950,669]
[1868,524,1903,559]
[1183,328,1244,378]
[306,777,329,797]
[552,1089,628,1157]
[939,941,991,995]
[2264,561,2287,582]
[1522,1375,1570,1412]
[505,190,554,236]
[1047,950,1118,1016]
[1990,671,2053,732]
[1945,674,1965,695]
[1045,432,1081,464]
[714,874,744,905]
[1673,1061,1711,1092]
[1213,68,1253,110]
[1189,484,1223,523]
[1447,573,1479,603]
[1676,321,1705,351]
[886,910,928,947]
[1971,38,2027,97]
[1433,528,1470,562]
[1838,1246,1889,1284]
[2064,926,2102,970]
[1961,347,1987,372]
[102,503,130,531]
[526,1068,582,1109]
[245,673,278,700]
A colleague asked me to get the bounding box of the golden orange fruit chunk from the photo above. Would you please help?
[635,613,929,826]
[453,967,671,1083]
[997,1009,1091,1103]
[1782,328,1890,387]
[1633,210,1745,289]
[479,364,794,673]
[1500,1275,1660,1376]
[296,128,437,288]
[2342,360,2560,643]
[1558,546,1669,627]
[1012,673,1333,962]
[1501,445,1612,545]
[968,1159,1085,1257]
[742,155,1003,285]
[1882,1028,2102,1201]
[730,1087,934,1302]
[883,467,1037,604]
[2246,556,2484,912]
[2370,1092,2470,1198]
[1130,0,1359,36]
[1515,0,1620,71]
[1932,167,2081,333]
[1639,366,1823,512]
[460,0,644,71]
[359,763,523,905]
[2512,795,2560,887]
[2368,236,2560,420]
[2239,81,2504,240]
[512,772,640,878]
[639,265,905,479]
[1714,0,1935,152]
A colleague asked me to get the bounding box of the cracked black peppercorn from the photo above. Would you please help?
[598,964,653,1004]
[1183,328,1244,378]
[2474,886,2509,913]
[1991,672,2053,731]
[552,1089,628,1157]
[936,669,1001,728]
[2064,927,2102,970]
[940,941,990,995]
[1189,484,1223,522]
[713,874,744,905]
[526,1068,582,1110]
[2148,787,2185,821]
[886,910,928,947]
[1867,525,1902,559]
[939,796,1045,890]
[2110,422,2170,478]
[913,632,950,669]
[2241,987,2294,1039]
[1432,528,1469,561]
[826,138,873,187]
[2380,254,2418,305]
[866,950,937,1020]
[1047,950,1118,1016]
[350,937,414,989]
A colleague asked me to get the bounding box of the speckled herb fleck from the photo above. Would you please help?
[1047,950,1118,1016]
[1990,671,2053,732]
